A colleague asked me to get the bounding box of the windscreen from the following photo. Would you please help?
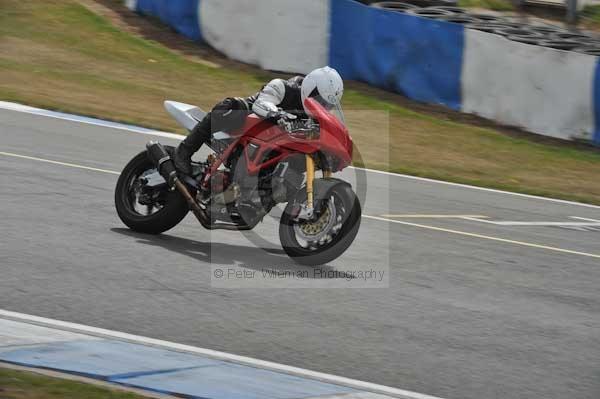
[310,92,345,124]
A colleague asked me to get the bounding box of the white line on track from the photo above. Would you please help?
[354,165,600,209]
[381,214,487,219]
[461,216,600,227]
[571,216,600,223]
[0,151,120,175]
[384,215,600,227]
[0,101,183,141]
[2,101,600,209]
[0,309,443,399]
[363,215,600,259]
[2,150,599,260]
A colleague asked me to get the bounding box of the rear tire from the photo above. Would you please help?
[115,150,190,234]
[279,183,361,266]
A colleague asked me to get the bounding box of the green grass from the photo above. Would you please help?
[458,0,515,11]
[1,0,600,204]
[0,368,149,399]
[581,5,600,26]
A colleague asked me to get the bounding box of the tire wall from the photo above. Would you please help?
[125,0,600,145]
[462,29,597,142]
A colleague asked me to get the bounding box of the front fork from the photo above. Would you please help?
[305,154,315,211]
[304,154,332,216]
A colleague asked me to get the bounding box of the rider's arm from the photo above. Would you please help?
[252,79,285,118]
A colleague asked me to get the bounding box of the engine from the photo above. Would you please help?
[200,141,305,226]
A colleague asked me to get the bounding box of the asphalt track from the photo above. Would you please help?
[1,106,599,399]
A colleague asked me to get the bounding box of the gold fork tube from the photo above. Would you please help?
[305,154,315,209]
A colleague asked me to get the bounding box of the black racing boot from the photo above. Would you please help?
[172,143,195,176]
[172,115,211,175]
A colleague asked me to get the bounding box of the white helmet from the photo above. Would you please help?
[301,66,344,113]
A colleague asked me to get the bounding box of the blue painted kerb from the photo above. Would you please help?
[0,339,357,399]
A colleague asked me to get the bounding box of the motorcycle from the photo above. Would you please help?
[114,97,361,265]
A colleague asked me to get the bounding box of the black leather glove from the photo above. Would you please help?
[267,110,297,132]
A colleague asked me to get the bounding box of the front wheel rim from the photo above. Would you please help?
[291,193,348,252]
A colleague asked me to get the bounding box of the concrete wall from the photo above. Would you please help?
[199,0,329,73]
[462,29,597,142]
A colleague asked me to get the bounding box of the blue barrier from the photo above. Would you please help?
[594,60,600,145]
[136,0,202,42]
[329,0,464,110]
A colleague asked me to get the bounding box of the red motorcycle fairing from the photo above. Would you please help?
[302,97,353,166]
[202,98,353,187]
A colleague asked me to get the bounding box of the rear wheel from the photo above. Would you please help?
[279,183,361,265]
[115,150,189,234]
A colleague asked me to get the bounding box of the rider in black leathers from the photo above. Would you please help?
[172,67,344,175]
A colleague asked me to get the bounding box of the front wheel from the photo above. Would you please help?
[115,149,190,234]
[279,182,361,266]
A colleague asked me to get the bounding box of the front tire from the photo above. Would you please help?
[115,150,189,234]
[279,183,361,266]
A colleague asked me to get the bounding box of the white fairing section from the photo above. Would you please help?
[164,101,207,132]
[199,0,329,74]
[462,29,596,141]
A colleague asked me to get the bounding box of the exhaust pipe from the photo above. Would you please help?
[146,141,177,186]
[145,141,256,231]
[145,141,213,227]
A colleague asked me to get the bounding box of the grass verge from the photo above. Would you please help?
[581,5,600,28]
[1,0,599,204]
[0,367,149,399]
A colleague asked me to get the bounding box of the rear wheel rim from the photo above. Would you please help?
[124,162,165,217]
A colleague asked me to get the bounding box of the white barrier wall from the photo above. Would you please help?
[462,29,597,142]
[199,0,330,74]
